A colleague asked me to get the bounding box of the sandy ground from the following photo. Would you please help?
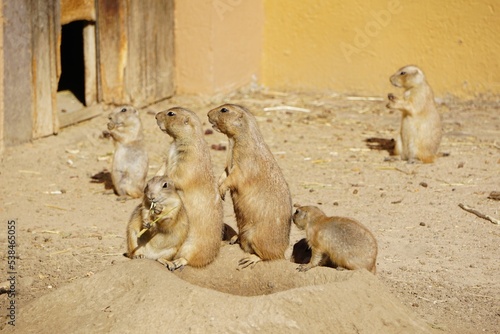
[0,90,499,333]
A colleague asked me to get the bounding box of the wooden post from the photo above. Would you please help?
[97,0,174,106]
[2,0,33,145]
[31,0,61,138]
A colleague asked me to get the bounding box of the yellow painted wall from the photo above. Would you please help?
[261,0,500,98]
[174,0,263,95]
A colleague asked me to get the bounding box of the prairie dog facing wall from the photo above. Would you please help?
[105,106,149,199]
[207,104,292,269]
[155,107,223,269]
[386,65,442,163]
[293,206,378,274]
[127,176,189,271]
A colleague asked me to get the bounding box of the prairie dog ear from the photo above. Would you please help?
[234,111,244,127]
[184,115,190,125]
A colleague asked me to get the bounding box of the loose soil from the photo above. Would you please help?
[0,90,498,333]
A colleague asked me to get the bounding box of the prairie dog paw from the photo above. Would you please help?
[297,264,312,272]
[237,254,261,270]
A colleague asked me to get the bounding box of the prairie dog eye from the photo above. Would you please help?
[294,209,300,215]
[167,111,176,116]
[220,107,229,113]
[120,108,127,113]
[400,71,406,75]
[162,182,169,189]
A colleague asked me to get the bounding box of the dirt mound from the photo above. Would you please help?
[12,246,434,334]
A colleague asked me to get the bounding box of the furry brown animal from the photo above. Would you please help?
[387,65,442,163]
[127,176,189,271]
[207,104,292,268]
[293,206,378,274]
[105,106,148,200]
[155,107,223,269]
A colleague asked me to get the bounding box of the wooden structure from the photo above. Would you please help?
[0,0,174,152]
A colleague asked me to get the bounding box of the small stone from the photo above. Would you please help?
[419,222,426,227]
[419,182,428,188]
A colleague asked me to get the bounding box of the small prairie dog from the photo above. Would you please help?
[293,206,378,274]
[207,104,292,268]
[106,106,149,199]
[386,65,442,163]
[127,176,189,271]
[155,107,223,269]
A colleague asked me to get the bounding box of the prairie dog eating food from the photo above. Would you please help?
[127,176,189,271]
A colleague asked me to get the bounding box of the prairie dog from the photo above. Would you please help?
[155,107,223,269]
[207,104,292,268]
[386,65,442,163]
[293,206,377,274]
[127,176,189,271]
[105,106,149,199]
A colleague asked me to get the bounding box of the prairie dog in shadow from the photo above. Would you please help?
[127,176,188,271]
[155,107,223,269]
[207,104,292,269]
[105,106,148,199]
[387,65,442,163]
[293,206,377,274]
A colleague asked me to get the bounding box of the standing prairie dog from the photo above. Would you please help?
[207,104,292,269]
[105,106,149,199]
[155,107,223,270]
[386,65,442,163]
[127,176,189,271]
[293,206,378,274]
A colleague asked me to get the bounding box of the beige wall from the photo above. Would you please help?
[261,0,500,98]
[174,0,263,95]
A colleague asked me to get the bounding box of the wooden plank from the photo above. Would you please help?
[58,102,103,128]
[97,0,127,104]
[31,0,60,138]
[125,0,174,106]
[2,0,33,145]
[84,23,97,106]
[2,0,60,146]
[61,0,95,25]
[97,0,174,106]
[49,0,61,134]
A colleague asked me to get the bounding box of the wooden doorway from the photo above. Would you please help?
[57,18,100,128]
